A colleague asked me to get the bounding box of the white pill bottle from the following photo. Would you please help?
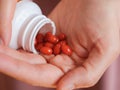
[9,0,56,53]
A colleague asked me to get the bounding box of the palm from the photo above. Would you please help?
[49,0,119,88]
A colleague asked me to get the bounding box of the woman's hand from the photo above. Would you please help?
[0,45,64,88]
[49,0,120,89]
[0,0,119,90]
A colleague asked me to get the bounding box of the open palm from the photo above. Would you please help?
[0,0,119,90]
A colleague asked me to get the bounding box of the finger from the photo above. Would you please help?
[0,45,46,64]
[0,53,64,88]
[57,42,120,90]
[0,0,17,45]
[41,54,55,61]
[49,54,76,73]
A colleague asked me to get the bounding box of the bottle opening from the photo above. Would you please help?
[30,20,56,54]
[38,23,55,35]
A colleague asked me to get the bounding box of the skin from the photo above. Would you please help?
[0,0,120,90]
[0,0,17,45]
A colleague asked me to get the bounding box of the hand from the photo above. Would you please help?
[0,0,65,88]
[0,45,65,88]
[0,0,119,90]
[49,0,120,89]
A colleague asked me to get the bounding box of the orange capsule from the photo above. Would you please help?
[46,32,52,36]
[46,35,59,44]
[57,33,66,41]
[40,46,53,55]
[59,40,67,46]
[61,44,72,56]
[44,42,54,48]
[36,33,44,43]
[53,43,61,55]
[44,32,52,41]
[35,43,44,52]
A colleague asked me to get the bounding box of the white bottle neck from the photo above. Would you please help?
[18,14,56,53]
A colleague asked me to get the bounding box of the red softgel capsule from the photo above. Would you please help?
[57,33,66,41]
[36,33,44,43]
[35,43,44,52]
[46,35,59,44]
[61,44,72,56]
[59,40,67,46]
[44,42,54,48]
[44,32,52,41]
[40,46,53,55]
[45,32,52,36]
[53,43,61,55]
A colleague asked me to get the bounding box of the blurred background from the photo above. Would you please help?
[0,0,119,90]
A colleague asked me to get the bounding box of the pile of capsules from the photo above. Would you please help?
[35,32,72,56]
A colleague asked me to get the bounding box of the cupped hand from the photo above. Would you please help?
[0,0,119,90]
[49,0,120,89]
[0,43,76,88]
[0,45,65,88]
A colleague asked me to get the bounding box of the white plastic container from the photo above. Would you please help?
[9,0,56,53]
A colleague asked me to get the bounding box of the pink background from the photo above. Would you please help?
[0,0,119,90]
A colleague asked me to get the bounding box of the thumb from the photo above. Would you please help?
[0,0,17,45]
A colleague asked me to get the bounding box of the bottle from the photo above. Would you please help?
[9,0,56,54]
